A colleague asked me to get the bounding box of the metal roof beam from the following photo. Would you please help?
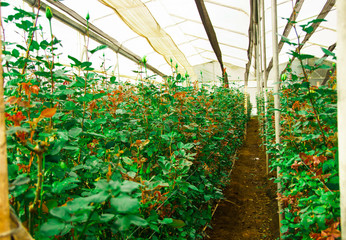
[245,0,255,86]
[195,0,227,86]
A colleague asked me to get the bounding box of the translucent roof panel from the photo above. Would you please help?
[3,0,336,83]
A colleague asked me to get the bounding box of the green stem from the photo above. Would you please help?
[77,203,100,240]
[49,20,54,95]
[28,152,43,234]
[48,19,55,129]
[19,1,41,94]
[32,153,43,209]
[292,25,328,147]
[38,154,46,224]
[81,22,90,131]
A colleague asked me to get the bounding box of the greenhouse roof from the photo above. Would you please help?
[5,0,336,83]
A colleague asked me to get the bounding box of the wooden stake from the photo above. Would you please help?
[0,2,11,239]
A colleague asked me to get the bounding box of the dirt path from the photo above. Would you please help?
[205,118,280,240]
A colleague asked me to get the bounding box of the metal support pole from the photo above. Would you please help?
[260,0,269,175]
[337,0,346,238]
[244,83,248,137]
[261,0,267,89]
[256,24,261,94]
[271,0,283,238]
[256,0,263,93]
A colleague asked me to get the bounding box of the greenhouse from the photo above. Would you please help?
[0,0,343,239]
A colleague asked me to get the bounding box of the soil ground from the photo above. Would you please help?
[205,117,280,240]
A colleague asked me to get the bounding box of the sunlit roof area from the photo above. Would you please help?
[3,0,335,78]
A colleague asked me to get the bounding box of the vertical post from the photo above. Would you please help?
[337,0,346,238]
[256,0,265,146]
[261,0,267,89]
[0,2,11,239]
[271,0,283,238]
[255,25,261,94]
[261,0,269,175]
[244,83,248,137]
[256,0,263,93]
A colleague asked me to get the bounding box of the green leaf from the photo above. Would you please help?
[99,213,115,223]
[188,184,200,192]
[52,177,80,194]
[6,126,30,135]
[35,71,51,78]
[110,76,116,83]
[315,57,327,66]
[39,219,66,236]
[116,215,148,231]
[110,195,139,213]
[63,145,79,151]
[71,76,85,87]
[68,127,82,138]
[291,51,314,60]
[68,55,82,66]
[318,64,332,69]
[168,219,186,228]
[116,109,127,115]
[89,45,108,54]
[81,61,92,69]
[12,49,20,58]
[85,132,106,138]
[40,40,49,50]
[1,2,10,7]
[326,176,339,190]
[122,157,133,165]
[303,26,314,34]
[313,206,326,214]
[322,47,336,59]
[307,19,326,25]
[280,225,289,233]
[159,218,173,224]
[50,207,69,219]
[83,191,110,204]
[46,199,58,210]
[120,181,141,193]
[29,40,40,51]
[280,36,297,46]
[9,174,30,190]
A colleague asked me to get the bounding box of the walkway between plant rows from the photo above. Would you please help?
[205,117,280,239]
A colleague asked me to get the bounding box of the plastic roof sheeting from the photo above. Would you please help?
[3,0,336,84]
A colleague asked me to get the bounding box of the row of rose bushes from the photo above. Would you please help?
[3,3,251,239]
[257,64,340,239]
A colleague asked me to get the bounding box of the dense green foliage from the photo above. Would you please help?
[257,33,340,239]
[3,4,250,239]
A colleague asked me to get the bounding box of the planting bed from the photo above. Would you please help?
[205,118,279,240]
